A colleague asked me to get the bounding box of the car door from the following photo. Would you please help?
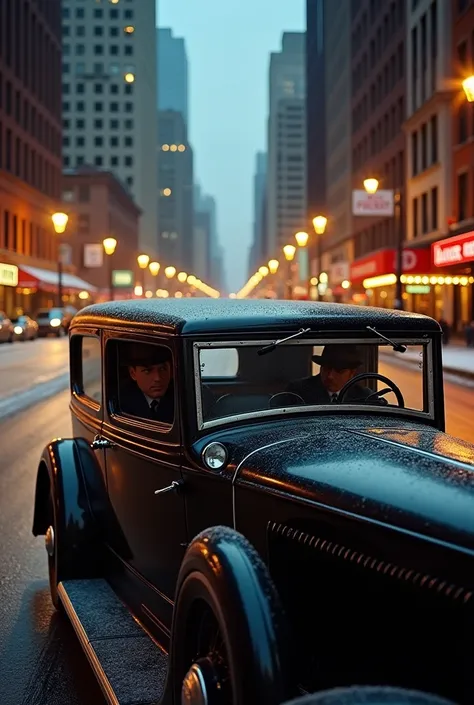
[101,332,187,630]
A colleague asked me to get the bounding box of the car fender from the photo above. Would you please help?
[32,437,103,566]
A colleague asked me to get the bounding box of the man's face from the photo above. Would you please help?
[129,361,171,399]
[320,365,357,393]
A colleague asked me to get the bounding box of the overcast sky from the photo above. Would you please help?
[157,0,305,293]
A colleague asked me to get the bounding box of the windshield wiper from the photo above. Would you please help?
[257,327,311,356]
[366,326,406,353]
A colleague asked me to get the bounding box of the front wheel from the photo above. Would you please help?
[171,526,292,705]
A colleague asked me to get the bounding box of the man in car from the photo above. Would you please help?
[286,344,371,404]
[122,343,174,423]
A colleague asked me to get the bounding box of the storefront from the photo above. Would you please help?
[431,231,474,331]
[1,264,98,317]
[349,247,442,315]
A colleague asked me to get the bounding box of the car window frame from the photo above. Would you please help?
[193,336,436,431]
[70,328,103,417]
[103,330,180,444]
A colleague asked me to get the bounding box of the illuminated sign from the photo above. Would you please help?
[112,270,133,287]
[432,231,474,267]
[0,263,18,287]
[406,285,430,294]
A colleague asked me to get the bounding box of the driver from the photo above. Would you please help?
[286,344,371,404]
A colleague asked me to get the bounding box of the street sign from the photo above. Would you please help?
[352,189,394,217]
[84,243,103,268]
[59,243,72,266]
[112,270,133,287]
[0,263,18,287]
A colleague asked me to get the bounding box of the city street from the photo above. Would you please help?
[0,342,473,703]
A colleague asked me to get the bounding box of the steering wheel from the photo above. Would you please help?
[269,391,305,409]
[337,372,405,408]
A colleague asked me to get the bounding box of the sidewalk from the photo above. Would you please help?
[380,343,474,380]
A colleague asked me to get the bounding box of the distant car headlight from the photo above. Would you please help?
[14,326,23,335]
[50,318,61,327]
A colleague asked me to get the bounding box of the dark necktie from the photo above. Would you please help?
[330,393,338,403]
[150,399,160,415]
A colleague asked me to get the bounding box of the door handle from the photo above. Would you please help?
[91,435,115,450]
[154,480,182,496]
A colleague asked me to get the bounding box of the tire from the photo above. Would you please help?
[170,526,290,705]
[282,686,457,705]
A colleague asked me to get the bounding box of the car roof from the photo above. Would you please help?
[71,298,441,336]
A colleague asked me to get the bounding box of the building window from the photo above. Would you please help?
[411,131,418,175]
[94,84,103,94]
[430,115,438,163]
[94,136,103,146]
[459,104,468,143]
[110,84,119,94]
[94,102,103,112]
[421,123,427,170]
[125,10,134,19]
[76,119,85,129]
[76,136,85,147]
[94,45,104,55]
[76,83,85,94]
[111,156,119,166]
[110,119,119,129]
[125,156,133,166]
[124,136,133,147]
[125,119,133,129]
[125,46,133,56]
[76,8,85,19]
[77,26,85,37]
[110,136,119,147]
[110,9,119,19]
[110,45,119,55]
[94,119,103,129]
[94,8,103,18]
[413,197,418,237]
[94,156,103,166]
[431,187,438,230]
[110,102,119,112]
[94,63,104,74]
[110,27,119,37]
[94,27,103,36]
[125,102,133,112]
[76,45,85,56]
[76,101,85,112]
[421,193,428,233]
[458,172,468,221]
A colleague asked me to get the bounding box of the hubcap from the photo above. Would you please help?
[181,663,208,705]
[45,525,55,557]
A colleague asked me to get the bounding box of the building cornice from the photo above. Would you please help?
[402,90,453,131]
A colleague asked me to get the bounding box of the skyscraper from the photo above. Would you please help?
[248,152,267,276]
[0,0,64,315]
[61,0,158,254]
[157,28,188,126]
[266,33,307,259]
[158,111,194,271]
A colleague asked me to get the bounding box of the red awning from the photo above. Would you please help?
[17,265,97,293]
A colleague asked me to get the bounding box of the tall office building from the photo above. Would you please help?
[158,110,193,270]
[193,186,223,288]
[61,0,158,254]
[266,33,307,259]
[319,0,353,295]
[157,28,188,126]
[0,0,64,316]
[248,152,267,276]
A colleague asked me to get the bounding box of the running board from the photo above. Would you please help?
[58,579,167,705]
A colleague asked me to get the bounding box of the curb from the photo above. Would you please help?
[379,351,474,382]
[0,373,70,422]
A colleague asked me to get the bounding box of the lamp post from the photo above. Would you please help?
[102,237,117,300]
[268,259,279,274]
[363,178,403,310]
[137,254,150,296]
[283,244,296,299]
[51,212,69,308]
[312,216,327,300]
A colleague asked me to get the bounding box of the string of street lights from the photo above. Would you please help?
[135,253,220,299]
[234,216,329,299]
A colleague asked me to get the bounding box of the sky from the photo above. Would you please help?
[157,0,305,293]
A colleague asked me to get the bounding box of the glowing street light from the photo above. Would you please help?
[363,178,379,195]
[149,261,160,276]
[295,231,309,247]
[312,216,327,235]
[283,244,296,261]
[103,237,117,255]
[164,266,176,279]
[462,76,474,102]
[268,259,279,274]
[259,266,269,276]
[177,271,187,283]
[137,254,150,269]
[51,211,69,234]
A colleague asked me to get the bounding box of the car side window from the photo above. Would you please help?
[112,340,175,427]
[80,336,102,403]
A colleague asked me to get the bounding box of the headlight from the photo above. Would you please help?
[50,318,61,327]
[14,326,23,335]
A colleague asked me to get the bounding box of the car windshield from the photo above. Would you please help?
[195,337,432,427]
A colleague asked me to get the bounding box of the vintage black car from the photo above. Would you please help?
[32,299,473,705]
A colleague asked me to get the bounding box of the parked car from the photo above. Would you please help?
[0,310,14,343]
[11,314,38,341]
[34,307,67,337]
[32,299,473,705]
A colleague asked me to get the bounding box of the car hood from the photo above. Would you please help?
[235,424,474,552]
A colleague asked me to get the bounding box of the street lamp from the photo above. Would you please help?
[149,261,160,276]
[268,259,279,274]
[462,75,474,102]
[103,237,117,300]
[295,231,309,247]
[165,266,176,279]
[177,271,187,283]
[52,212,69,308]
[283,245,296,300]
[259,265,269,276]
[311,216,327,301]
[137,254,150,296]
[363,178,403,310]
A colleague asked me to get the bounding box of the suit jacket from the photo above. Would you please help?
[121,382,175,424]
[286,374,371,405]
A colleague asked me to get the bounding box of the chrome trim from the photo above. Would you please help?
[193,338,435,431]
[45,526,55,557]
[201,441,228,471]
[181,662,208,705]
[231,435,308,529]
[58,583,119,705]
[154,480,182,495]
